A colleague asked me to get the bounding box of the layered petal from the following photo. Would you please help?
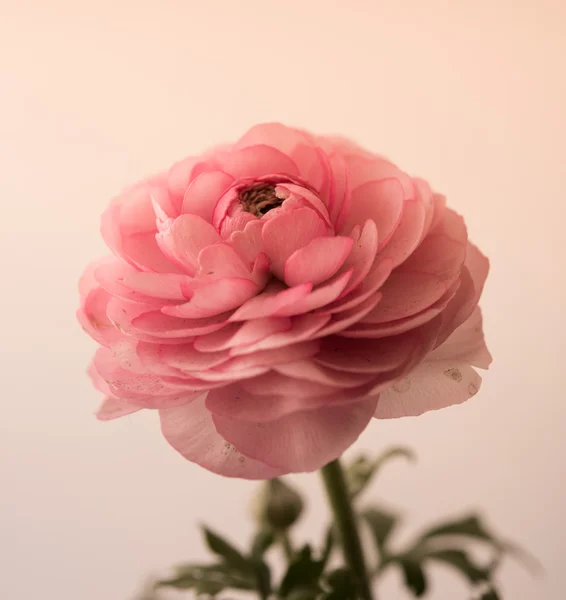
[212,396,378,472]
[81,122,491,479]
[160,399,284,478]
[374,307,490,419]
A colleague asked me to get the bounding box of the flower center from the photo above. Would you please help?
[239,183,286,217]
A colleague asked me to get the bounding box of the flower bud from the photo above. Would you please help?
[252,478,304,531]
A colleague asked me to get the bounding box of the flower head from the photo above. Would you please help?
[78,123,490,478]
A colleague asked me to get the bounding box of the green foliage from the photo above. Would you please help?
[251,529,276,559]
[319,568,358,599]
[319,527,335,571]
[360,507,398,556]
[156,563,255,595]
[202,526,253,573]
[346,447,415,500]
[279,545,324,598]
[398,557,428,597]
[150,447,530,599]
[419,514,496,544]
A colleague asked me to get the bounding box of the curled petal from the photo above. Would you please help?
[194,317,291,353]
[233,123,327,193]
[261,208,328,279]
[344,178,405,246]
[229,313,330,356]
[325,257,393,314]
[163,278,258,319]
[284,236,353,287]
[380,197,426,267]
[338,219,379,296]
[157,214,221,275]
[132,310,230,338]
[229,281,313,321]
[182,171,235,222]
[276,270,353,317]
[222,144,300,179]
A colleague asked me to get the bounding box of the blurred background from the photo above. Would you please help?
[1,1,565,598]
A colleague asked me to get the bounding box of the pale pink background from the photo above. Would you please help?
[1,1,565,599]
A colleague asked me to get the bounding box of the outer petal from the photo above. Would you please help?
[374,307,490,419]
[101,185,182,273]
[78,261,123,346]
[380,197,426,267]
[212,396,378,472]
[426,307,492,369]
[206,380,371,423]
[365,209,467,323]
[435,242,489,345]
[159,399,285,479]
[96,397,142,421]
[374,362,483,418]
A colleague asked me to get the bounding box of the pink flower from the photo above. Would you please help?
[78,123,490,479]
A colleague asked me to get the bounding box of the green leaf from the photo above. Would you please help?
[319,568,358,600]
[287,591,318,600]
[202,526,252,573]
[426,549,489,583]
[361,507,398,554]
[399,558,428,597]
[420,515,495,544]
[279,545,324,597]
[156,563,255,594]
[347,447,415,499]
[319,527,334,571]
[479,588,501,600]
[251,529,275,558]
[252,558,272,598]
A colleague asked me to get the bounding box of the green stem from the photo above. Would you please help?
[278,531,294,561]
[321,459,374,600]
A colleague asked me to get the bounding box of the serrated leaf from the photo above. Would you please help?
[347,447,415,499]
[426,549,489,583]
[156,563,255,594]
[202,526,252,573]
[251,529,275,558]
[279,545,324,597]
[399,558,428,597]
[361,507,398,554]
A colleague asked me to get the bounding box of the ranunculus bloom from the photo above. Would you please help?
[78,123,490,478]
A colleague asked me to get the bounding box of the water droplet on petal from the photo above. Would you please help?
[444,368,463,382]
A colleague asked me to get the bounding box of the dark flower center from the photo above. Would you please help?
[239,183,285,217]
